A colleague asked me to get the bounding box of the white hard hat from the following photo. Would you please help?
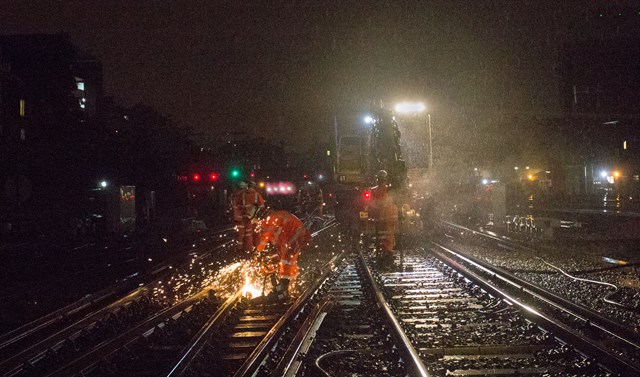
[238,181,248,188]
[376,170,388,179]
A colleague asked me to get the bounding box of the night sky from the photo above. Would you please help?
[0,1,610,149]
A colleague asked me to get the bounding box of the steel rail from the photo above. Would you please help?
[0,226,234,356]
[43,289,215,377]
[272,298,335,377]
[438,222,640,346]
[430,242,640,376]
[163,222,340,377]
[0,287,150,376]
[433,240,640,349]
[358,250,431,377]
[0,233,234,376]
[233,249,343,377]
[165,290,244,377]
[0,284,121,352]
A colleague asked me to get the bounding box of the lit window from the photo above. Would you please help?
[20,128,26,141]
[623,140,628,150]
[76,82,85,91]
[326,150,331,156]
[19,99,25,117]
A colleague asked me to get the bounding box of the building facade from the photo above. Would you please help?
[0,33,103,215]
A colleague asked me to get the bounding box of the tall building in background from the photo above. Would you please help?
[558,5,640,196]
[0,33,103,213]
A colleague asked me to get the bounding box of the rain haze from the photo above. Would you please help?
[0,1,599,149]
[4,1,640,376]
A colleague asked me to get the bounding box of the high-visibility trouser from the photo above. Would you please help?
[279,258,299,280]
[376,222,395,254]
[234,221,254,253]
[242,219,255,252]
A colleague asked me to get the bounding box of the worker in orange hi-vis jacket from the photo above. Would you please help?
[254,209,312,300]
[369,170,398,270]
[247,181,265,246]
[230,181,265,254]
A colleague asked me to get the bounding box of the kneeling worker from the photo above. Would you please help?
[254,209,312,300]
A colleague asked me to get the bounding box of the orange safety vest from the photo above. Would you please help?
[231,188,265,222]
[370,184,398,223]
[256,210,312,279]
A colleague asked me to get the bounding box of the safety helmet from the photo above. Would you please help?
[376,170,388,180]
[238,181,248,189]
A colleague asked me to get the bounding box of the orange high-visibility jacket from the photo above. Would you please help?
[231,188,265,222]
[370,184,398,223]
[256,210,312,279]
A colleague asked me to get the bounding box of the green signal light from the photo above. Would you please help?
[230,169,240,178]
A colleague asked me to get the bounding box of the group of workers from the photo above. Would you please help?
[229,169,399,302]
[230,181,311,301]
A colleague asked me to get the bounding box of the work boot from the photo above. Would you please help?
[274,278,290,301]
[375,252,384,269]
[382,253,395,271]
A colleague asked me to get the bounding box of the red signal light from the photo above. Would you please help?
[209,173,218,181]
[249,172,255,178]
[192,173,201,182]
[363,191,371,200]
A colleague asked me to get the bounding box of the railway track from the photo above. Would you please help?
[404,247,629,376]
[4,219,638,376]
[287,244,623,376]
[157,223,426,377]
[0,229,236,377]
[437,221,640,365]
[0,221,340,377]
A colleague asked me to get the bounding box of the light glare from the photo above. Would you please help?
[394,102,426,114]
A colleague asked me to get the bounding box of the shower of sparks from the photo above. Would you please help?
[242,270,264,299]
[146,228,346,307]
[212,260,273,298]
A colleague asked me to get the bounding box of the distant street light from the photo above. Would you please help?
[364,115,374,124]
[394,102,433,171]
[99,180,108,188]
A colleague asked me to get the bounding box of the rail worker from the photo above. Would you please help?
[247,181,266,245]
[315,186,324,217]
[230,181,265,254]
[253,209,312,300]
[370,170,398,269]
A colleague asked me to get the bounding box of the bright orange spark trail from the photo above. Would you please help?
[210,260,273,299]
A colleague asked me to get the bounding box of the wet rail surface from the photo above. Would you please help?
[291,245,621,376]
[381,250,620,376]
[0,219,341,377]
[3,220,638,376]
[0,228,236,377]
[290,252,424,377]
[438,221,640,367]
[0,225,236,335]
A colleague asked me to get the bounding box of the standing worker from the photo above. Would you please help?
[314,186,324,217]
[370,170,398,270]
[230,181,265,254]
[247,181,266,246]
[254,209,312,301]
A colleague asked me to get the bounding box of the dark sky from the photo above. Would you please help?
[0,1,617,150]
